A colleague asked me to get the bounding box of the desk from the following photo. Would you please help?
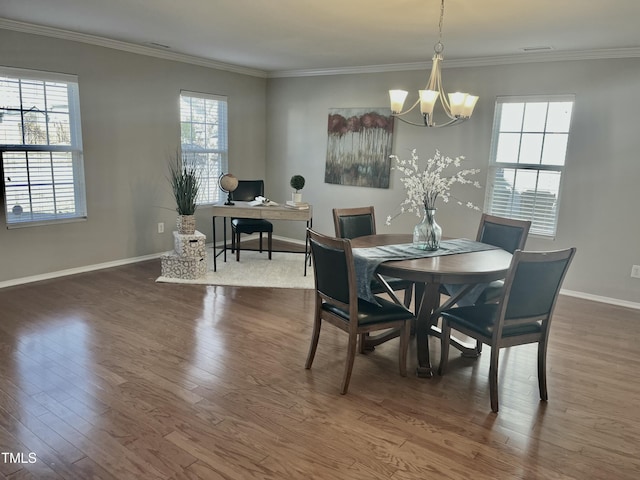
[351,234,512,377]
[212,202,313,274]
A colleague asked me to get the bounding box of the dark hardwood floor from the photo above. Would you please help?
[0,252,639,479]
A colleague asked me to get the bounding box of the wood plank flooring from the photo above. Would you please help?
[0,253,639,479]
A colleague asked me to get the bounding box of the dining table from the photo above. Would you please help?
[350,234,513,377]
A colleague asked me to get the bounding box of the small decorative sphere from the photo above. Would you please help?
[219,173,239,193]
[12,205,23,215]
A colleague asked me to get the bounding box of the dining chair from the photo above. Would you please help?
[305,229,414,394]
[474,213,532,303]
[332,206,414,308]
[230,180,273,261]
[441,214,531,307]
[437,247,576,412]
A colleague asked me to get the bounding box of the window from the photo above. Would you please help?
[485,95,574,237]
[0,67,86,227]
[180,91,228,205]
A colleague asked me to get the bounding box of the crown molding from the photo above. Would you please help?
[3,18,639,80]
[0,18,268,78]
[268,47,640,78]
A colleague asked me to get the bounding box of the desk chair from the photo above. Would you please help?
[306,229,413,394]
[231,180,273,261]
[438,247,576,412]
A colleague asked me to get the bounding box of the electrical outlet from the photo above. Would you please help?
[157,222,164,234]
[631,265,640,279]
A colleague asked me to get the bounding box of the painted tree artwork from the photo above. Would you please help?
[325,108,395,188]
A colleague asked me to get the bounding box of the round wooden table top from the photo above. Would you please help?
[350,234,513,284]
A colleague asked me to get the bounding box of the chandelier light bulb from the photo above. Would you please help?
[389,90,409,113]
[419,90,440,115]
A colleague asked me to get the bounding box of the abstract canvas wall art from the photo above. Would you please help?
[325,108,394,188]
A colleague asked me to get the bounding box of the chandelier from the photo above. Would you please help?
[389,0,478,128]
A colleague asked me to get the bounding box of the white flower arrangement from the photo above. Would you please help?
[386,148,482,225]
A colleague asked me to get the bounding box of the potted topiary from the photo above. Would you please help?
[290,174,305,203]
[169,154,200,234]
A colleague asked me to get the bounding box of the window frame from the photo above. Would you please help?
[0,66,86,228]
[485,94,575,238]
[179,90,228,206]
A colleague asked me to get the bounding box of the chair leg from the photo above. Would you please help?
[402,284,413,308]
[268,232,272,260]
[398,320,410,377]
[236,232,241,261]
[305,311,322,370]
[538,340,549,401]
[489,347,500,413]
[231,227,235,253]
[340,332,358,394]
[438,319,451,376]
[259,232,263,252]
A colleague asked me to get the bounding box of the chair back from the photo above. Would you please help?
[477,214,531,253]
[332,206,376,239]
[496,248,576,338]
[232,180,265,201]
[308,229,355,310]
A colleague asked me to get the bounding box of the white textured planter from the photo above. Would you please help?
[292,192,302,203]
[176,214,196,234]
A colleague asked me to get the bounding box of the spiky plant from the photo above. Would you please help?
[169,155,200,215]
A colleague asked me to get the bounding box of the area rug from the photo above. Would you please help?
[156,248,314,289]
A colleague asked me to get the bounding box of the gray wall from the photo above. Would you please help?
[2,27,639,305]
[0,29,267,282]
[266,58,640,304]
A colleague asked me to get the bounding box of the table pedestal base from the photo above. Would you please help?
[362,280,482,377]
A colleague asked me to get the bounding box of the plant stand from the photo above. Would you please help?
[161,230,207,279]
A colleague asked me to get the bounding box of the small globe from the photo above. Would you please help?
[219,173,238,193]
[218,173,239,205]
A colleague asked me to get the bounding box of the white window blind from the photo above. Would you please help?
[0,67,86,227]
[180,91,228,205]
[486,95,574,237]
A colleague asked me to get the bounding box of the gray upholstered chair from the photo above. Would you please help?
[305,229,414,394]
[438,247,576,412]
[231,180,273,261]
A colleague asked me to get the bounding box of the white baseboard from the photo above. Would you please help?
[3,237,638,312]
[560,289,640,311]
[0,252,165,289]
[273,234,307,246]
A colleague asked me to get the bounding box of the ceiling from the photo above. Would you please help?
[1,0,639,76]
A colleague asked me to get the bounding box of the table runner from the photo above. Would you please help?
[353,238,499,304]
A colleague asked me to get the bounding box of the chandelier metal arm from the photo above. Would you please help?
[393,112,468,128]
